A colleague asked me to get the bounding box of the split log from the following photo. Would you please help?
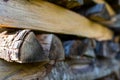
[0,29,65,63]
[0,29,49,63]
[86,4,111,22]
[47,59,120,80]
[36,34,65,61]
[63,39,95,58]
[93,0,116,16]
[102,14,120,29]
[0,58,119,80]
[0,0,113,41]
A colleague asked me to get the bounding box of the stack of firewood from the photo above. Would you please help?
[0,0,120,80]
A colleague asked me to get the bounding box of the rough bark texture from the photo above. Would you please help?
[46,59,120,80]
[0,59,119,80]
[0,59,48,80]
[0,29,48,63]
[0,29,65,63]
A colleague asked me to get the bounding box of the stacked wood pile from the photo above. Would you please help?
[0,0,120,80]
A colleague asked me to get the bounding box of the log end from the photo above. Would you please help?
[19,32,49,63]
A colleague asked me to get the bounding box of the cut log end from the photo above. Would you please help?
[20,32,49,63]
[49,35,65,61]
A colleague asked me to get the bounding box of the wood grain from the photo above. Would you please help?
[36,34,65,61]
[0,0,113,41]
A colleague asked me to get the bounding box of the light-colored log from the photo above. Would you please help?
[0,0,113,41]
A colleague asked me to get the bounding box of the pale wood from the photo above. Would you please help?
[0,0,113,41]
[0,29,49,63]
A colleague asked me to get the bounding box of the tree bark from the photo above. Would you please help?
[0,29,49,63]
[0,29,65,63]
[46,59,120,80]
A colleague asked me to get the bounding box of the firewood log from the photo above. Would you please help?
[0,28,65,63]
[93,0,116,16]
[0,29,49,63]
[0,0,113,41]
[0,59,49,80]
[86,4,111,22]
[94,40,120,58]
[47,59,120,80]
[0,58,119,80]
[36,34,65,61]
[63,39,95,59]
[94,14,120,33]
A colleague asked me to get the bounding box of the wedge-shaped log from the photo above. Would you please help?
[0,0,113,41]
[63,39,95,59]
[0,29,49,63]
[86,4,111,22]
[36,34,65,61]
[93,0,116,16]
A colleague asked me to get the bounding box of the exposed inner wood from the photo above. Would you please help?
[0,0,113,41]
[0,29,49,63]
[36,34,65,61]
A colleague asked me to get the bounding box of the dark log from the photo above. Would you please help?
[86,4,111,22]
[96,73,119,80]
[0,29,49,63]
[46,59,120,80]
[93,0,115,16]
[99,14,120,34]
[94,40,120,58]
[63,39,95,58]
[0,58,118,80]
[0,58,119,80]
